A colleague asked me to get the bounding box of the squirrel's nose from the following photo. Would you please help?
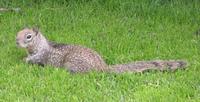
[16,41,19,45]
[16,38,19,45]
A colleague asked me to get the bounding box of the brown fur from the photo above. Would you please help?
[16,28,187,73]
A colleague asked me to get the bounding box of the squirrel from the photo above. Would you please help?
[16,27,187,73]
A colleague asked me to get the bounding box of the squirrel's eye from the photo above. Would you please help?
[26,35,32,39]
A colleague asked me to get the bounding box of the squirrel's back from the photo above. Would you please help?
[48,42,108,72]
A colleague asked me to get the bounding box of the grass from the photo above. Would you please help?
[0,0,200,101]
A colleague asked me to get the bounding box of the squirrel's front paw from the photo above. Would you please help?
[24,57,30,63]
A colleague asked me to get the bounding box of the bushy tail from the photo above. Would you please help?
[107,60,187,73]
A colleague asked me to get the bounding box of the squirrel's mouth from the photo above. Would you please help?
[16,41,26,48]
[16,38,21,47]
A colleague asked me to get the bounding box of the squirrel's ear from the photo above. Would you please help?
[32,27,39,35]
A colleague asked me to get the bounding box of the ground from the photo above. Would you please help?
[0,0,200,101]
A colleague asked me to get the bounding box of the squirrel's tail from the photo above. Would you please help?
[107,60,187,73]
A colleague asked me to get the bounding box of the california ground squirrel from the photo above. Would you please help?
[16,28,187,73]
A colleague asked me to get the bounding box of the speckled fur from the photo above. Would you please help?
[16,28,187,73]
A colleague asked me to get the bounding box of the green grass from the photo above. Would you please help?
[1,0,200,101]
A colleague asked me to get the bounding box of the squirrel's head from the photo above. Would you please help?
[16,27,40,48]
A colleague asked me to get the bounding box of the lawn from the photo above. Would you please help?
[0,0,200,101]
